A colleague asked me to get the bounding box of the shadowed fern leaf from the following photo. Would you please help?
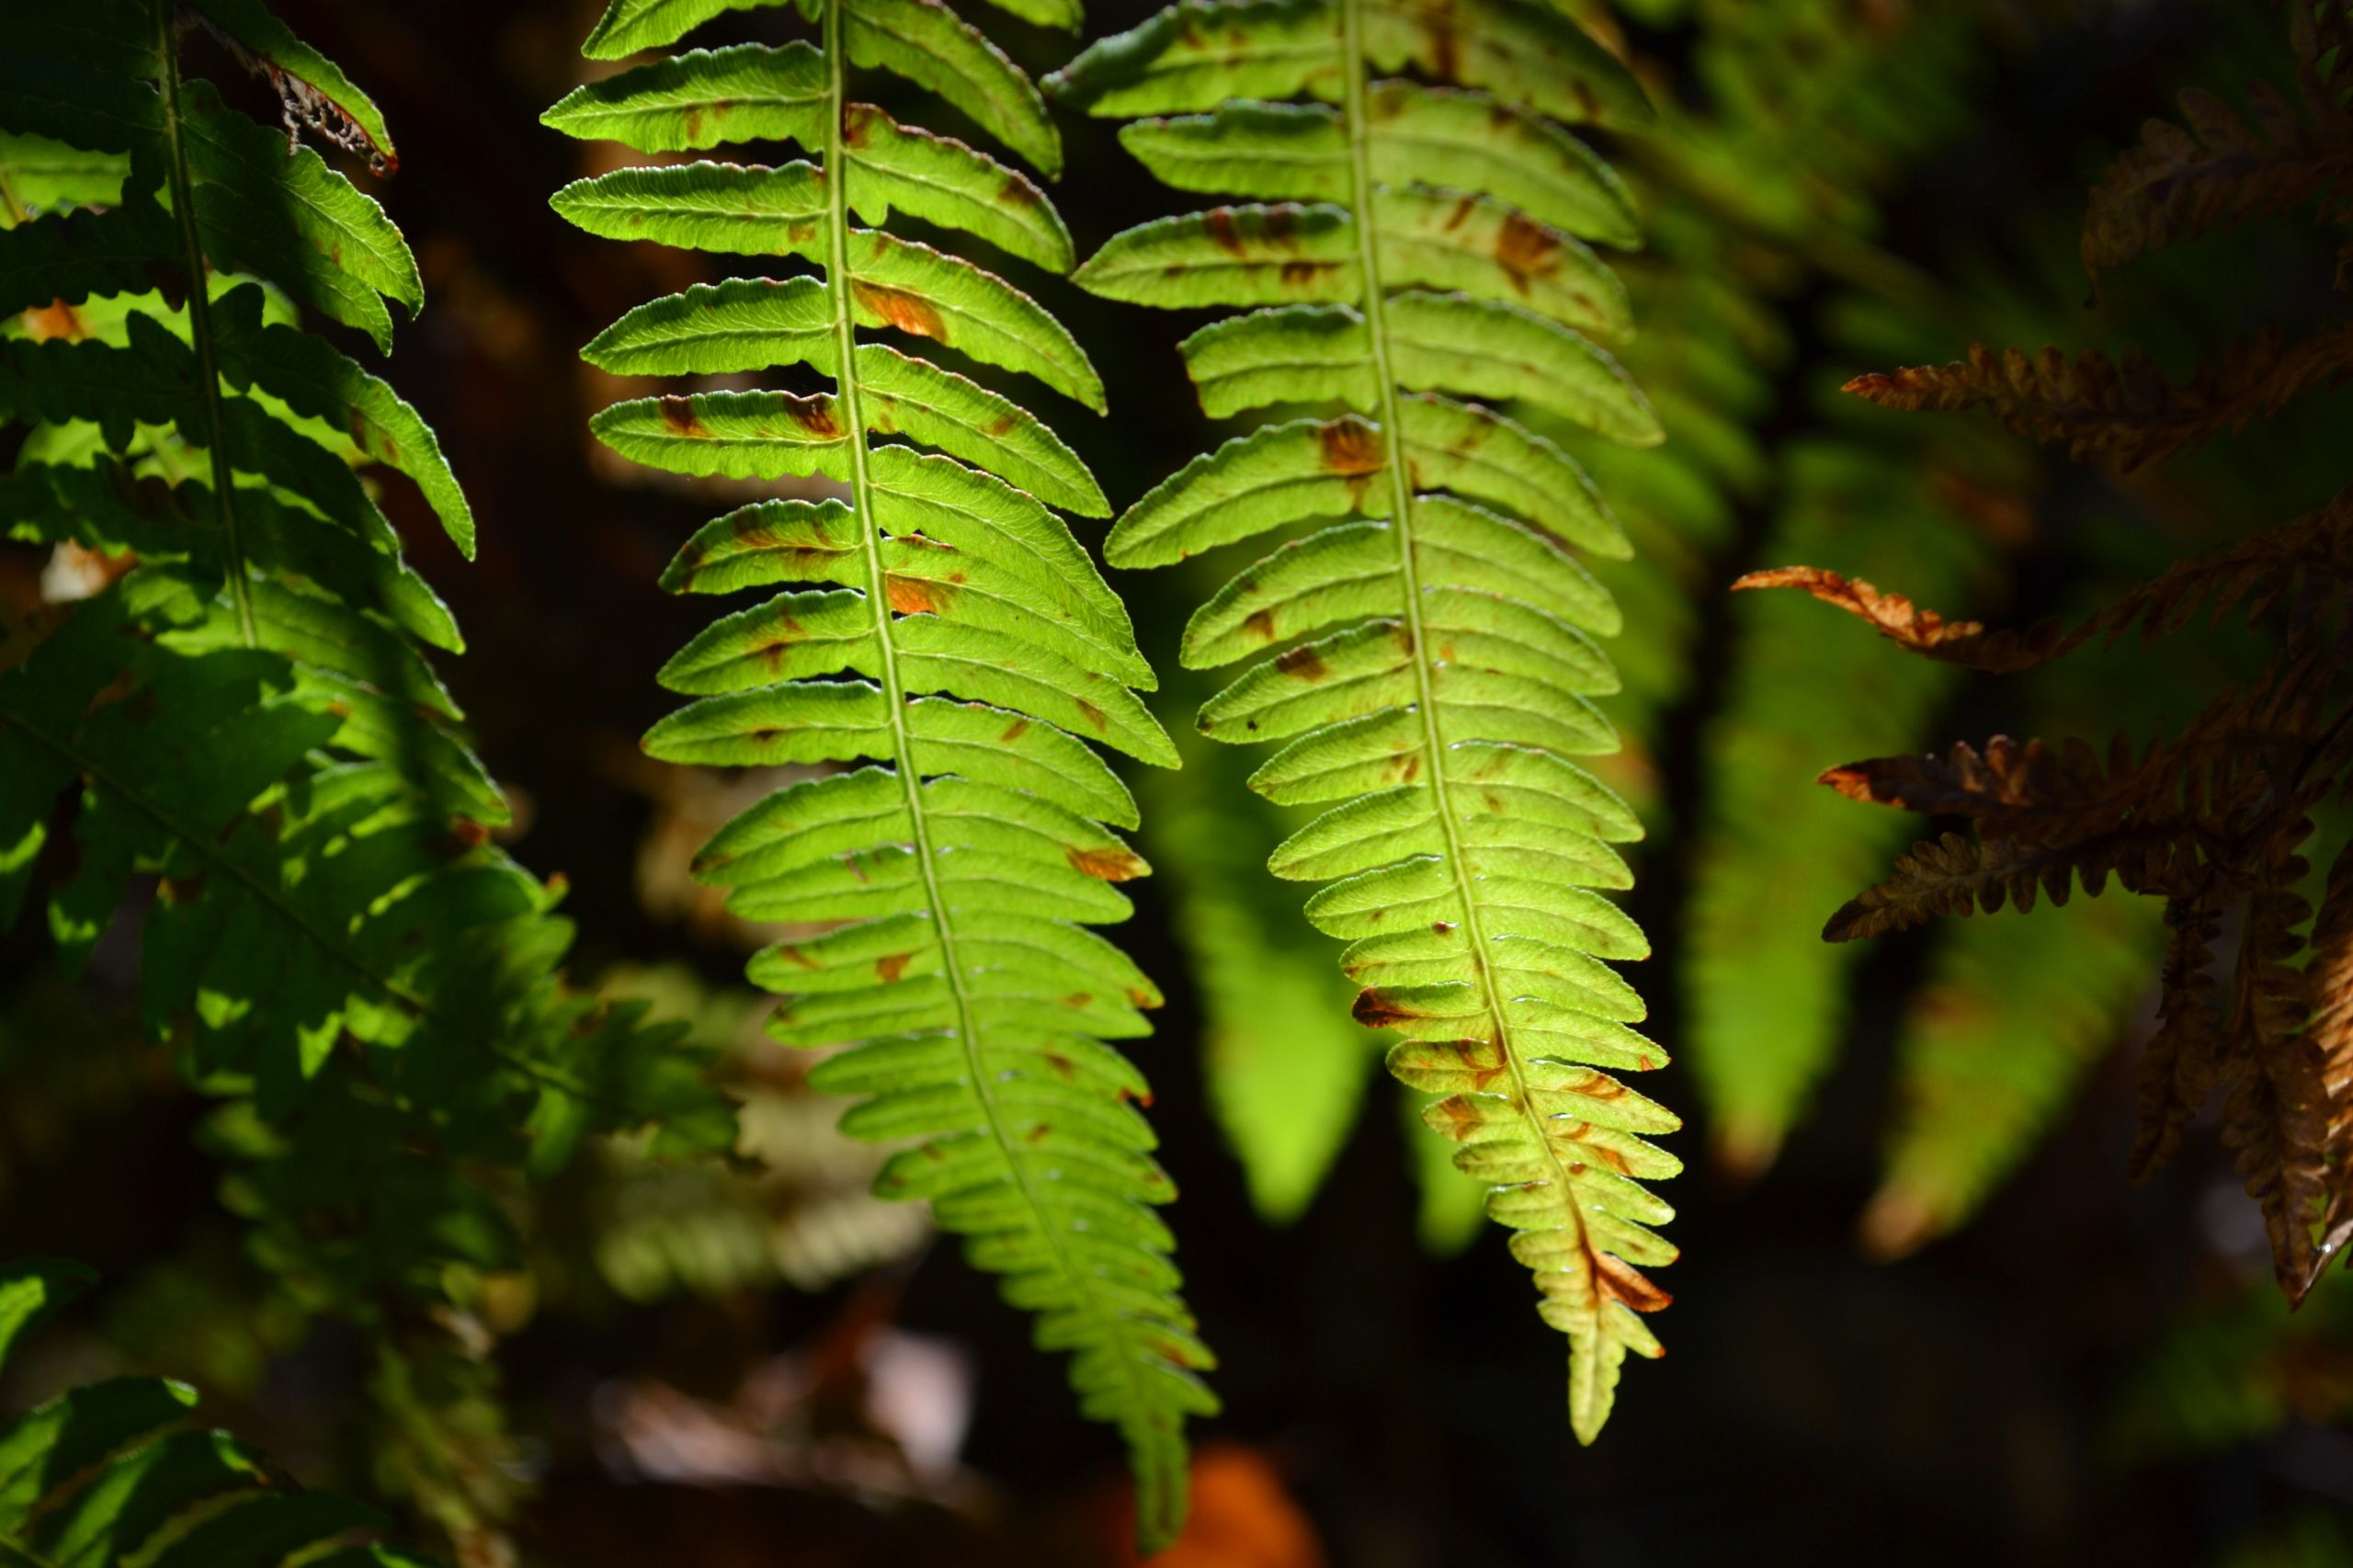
[0,0,722,1211]
[545,1,1211,1546]
[0,1257,443,1568]
[0,9,729,1547]
[1052,0,1672,1439]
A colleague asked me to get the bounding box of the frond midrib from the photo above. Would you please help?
[819,0,1161,1443]
[1338,0,1595,1332]
[154,0,257,649]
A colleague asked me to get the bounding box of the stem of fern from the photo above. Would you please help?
[1336,0,1609,1436]
[815,13,1176,1540]
[153,0,259,650]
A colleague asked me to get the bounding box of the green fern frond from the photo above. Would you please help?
[547,0,1211,1547]
[1682,440,1982,1176]
[1860,895,2163,1258]
[0,1257,444,1568]
[1054,0,1671,1440]
[1147,724,1380,1225]
[0,0,727,1404]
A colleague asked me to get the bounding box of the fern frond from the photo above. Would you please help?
[1055,0,1673,1439]
[2300,842,2353,1290]
[1150,725,1380,1225]
[547,1,1209,1547]
[1818,653,2336,941]
[1841,323,2353,472]
[1738,485,2353,676]
[1859,896,2161,1258]
[0,1257,444,1567]
[2222,832,2333,1297]
[2131,892,2231,1182]
[1686,444,1982,1176]
[2082,64,2353,282]
[0,17,729,1537]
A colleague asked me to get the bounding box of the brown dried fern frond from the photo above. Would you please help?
[1819,652,2341,943]
[2082,78,2353,282]
[2220,833,2332,1295]
[2130,893,2230,1181]
[2298,839,2353,1294]
[1843,321,2353,471]
[1737,483,2353,672]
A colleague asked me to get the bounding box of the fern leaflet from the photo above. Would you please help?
[0,1256,443,1567]
[546,1,1211,1546]
[1053,0,1672,1438]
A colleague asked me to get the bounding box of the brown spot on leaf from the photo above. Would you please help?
[1066,844,1146,881]
[1592,1248,1673,1312]
[1352,988,1427,1029]
[999,716,1030,743]
[773,943,821,970]
[1421,12,1461,82]
[1044,1052,1076,1079]
[852,279,949,343]
[659,396,712,438]
[1062,992,1093,1009]
[886,574,954,616]
[1074,699,1107,731]
[1024,1122,1052,1143]
[1204,209,1246,256]
[22,299,87,341]
[1563,1070,1625,1101]
[784,395,844,439]
[843,102,884,147]
[1317,418,1382,475]
[1243,608,1278,642]
[875,951,913,983]
[1432,920,1457,934]
[1274,644,1330,681]
[1495,212,1563,295]
[1279,259,1338,289]
[1443,194,1478,232]
[1426,1095,1483,1142]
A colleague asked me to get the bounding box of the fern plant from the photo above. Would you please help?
[543,0,1211,1545]
[1051,0,1673,1437]
[1748,3,2353,1303]
[0,1256,442,1568]
[0,4,727,1549]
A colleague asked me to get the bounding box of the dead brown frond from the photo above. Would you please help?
[1842,322,2353,472]
[1740,484,2353,673]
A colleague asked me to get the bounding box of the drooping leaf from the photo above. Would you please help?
[551,1,1208,1548]
[1063,0,1672,1441]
